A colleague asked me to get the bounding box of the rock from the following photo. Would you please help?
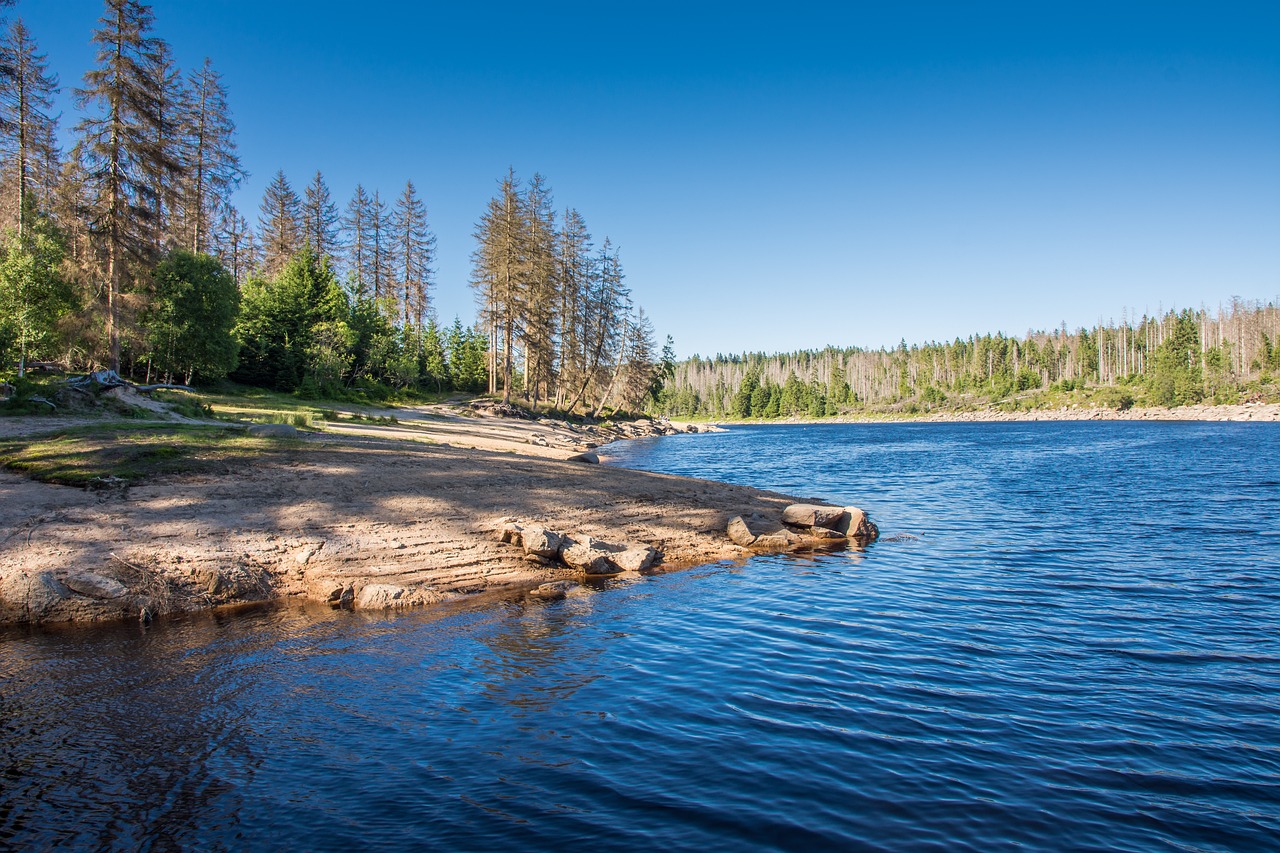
[528,580,578,601]
[614,546,659,572]
[808,526,845,540]
[247,423,298,438]
[308,578,354,608]
[727,516,758,546]
[521,526,564,559]
[782,504,849,531]
[0,570,71,619]
[753,529,806,551]
[355,583,406,609]
[560,537,621,574]
[833,507,879,541]
[499,522,525,545]
[567,451,600,464]
[195,565,268,601]
[63,572,127,600]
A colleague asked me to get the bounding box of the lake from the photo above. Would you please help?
[2,421,1278,851]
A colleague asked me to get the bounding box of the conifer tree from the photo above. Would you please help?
[75,0,172,370]
[343,183,372,298]
[392,179,435,329]
[520,173,558,407]
[144,40,187,251]
[183,57,241,254]
[470,168,526,402]
[257,169,301,277]
[302,169,340,261]
[0,17,60,238]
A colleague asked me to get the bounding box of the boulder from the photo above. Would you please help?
[355,583,406,609]
[833,507,879,541]
[726,516,758,546]
[499,521,525,545]
[0,570,71,619]
[752,529,806,551]
[63,571,127,600]
[567,451,600,464]
[521,526,564,559]
[560,537,621,575]
[781,504,848,531]
[308,578,354,608]
[614,546,659,572]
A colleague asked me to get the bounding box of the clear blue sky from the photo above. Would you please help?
[20,0,1280,358]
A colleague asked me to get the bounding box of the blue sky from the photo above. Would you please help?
[20,0,1280,358]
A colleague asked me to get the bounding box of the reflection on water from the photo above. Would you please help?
[2,422,1279,851]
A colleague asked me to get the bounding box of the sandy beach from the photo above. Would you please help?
[0,404,825,626]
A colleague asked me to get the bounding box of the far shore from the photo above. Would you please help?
[704,400,1280,427]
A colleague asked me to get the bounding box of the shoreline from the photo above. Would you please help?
[0,405,840,628]
[705,400,1280,427]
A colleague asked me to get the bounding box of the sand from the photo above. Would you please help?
[0,405,807,626]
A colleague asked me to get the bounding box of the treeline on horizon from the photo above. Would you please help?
[659,301,1280,419]
[0,0,665,414]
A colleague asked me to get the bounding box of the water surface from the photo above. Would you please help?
[2,422,1278,851]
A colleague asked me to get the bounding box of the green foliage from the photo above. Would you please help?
[0,214,73,375]
[144,250,239,384]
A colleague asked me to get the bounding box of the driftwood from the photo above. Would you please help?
[64,370,195,394]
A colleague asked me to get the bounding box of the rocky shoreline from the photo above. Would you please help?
[710,400,1280,426]
[0,407,865,628]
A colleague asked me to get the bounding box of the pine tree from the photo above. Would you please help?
[520,173,558,407]
[257,169,301,277]
[144,39,187,251]
[0,17,60,237]
[342,184,372,298]
[554,207,592,408]
[183,57,242,254]
[392,179,435,329]
[302,169,340,261]
[75,0,172,370]
[470,168,527,402]
[366,189,395,306]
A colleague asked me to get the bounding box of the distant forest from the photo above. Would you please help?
[0,0,663,413]
[658,301,1280,419]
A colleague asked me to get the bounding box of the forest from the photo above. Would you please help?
[0,0,664,414]
[659,301,1280,419]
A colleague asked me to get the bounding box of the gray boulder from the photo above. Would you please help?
[521,526,564,559]
[781,503,849,531]
[560,537,621,574]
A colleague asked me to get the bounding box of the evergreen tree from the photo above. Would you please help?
[257,169,301,277]
[302,169,340,261]
[392,179,434,328]
[471,168,527,402]
[143,39,186,250]
[75,0,172,370]
[342,183,372,299]
[183,57,242,254]
[0,17,60,238]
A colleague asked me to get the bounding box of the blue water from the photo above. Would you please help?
[2,422,1279,851]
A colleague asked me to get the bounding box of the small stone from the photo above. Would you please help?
[355,583,406,609]
[529,580,578,601]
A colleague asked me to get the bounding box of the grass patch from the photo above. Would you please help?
[0,423,299,488]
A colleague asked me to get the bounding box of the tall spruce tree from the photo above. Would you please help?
[257,168,301,277]
[470,168,527,402]
[342,183,372,299]
[144,39,187,251]
[302,169,340,261]
[0,18,60,237]
[183,57,241,254]
[75,0,171,371]
[392,179,434,329]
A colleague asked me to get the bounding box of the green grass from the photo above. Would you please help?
[0,423,299,487]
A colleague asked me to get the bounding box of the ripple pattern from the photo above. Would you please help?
[2,421,1279,851]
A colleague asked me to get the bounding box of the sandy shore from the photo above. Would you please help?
[0,404,827,626]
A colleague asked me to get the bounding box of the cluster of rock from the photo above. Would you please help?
[728,503,879,552]
[498,519,659,576]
